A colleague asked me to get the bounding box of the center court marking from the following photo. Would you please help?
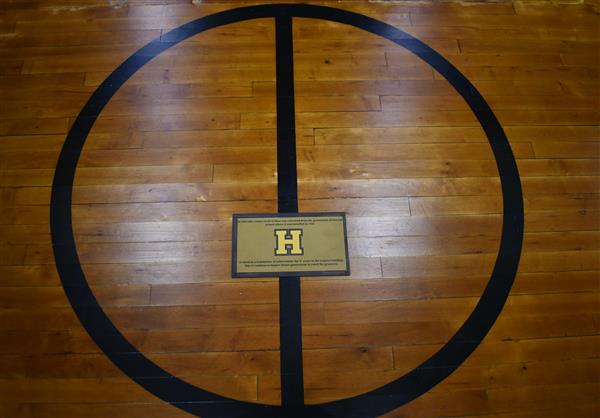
[50,4,524,417]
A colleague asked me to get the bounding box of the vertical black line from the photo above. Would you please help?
[278,276,304,407]
[275,13,304,408]
[276,14,298,214]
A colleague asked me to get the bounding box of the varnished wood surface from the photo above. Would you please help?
[0,0,599,417]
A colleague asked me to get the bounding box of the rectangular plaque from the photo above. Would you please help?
[232,212,350,278]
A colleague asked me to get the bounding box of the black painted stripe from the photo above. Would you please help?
[276,14,299,215]
[275,13,305,408]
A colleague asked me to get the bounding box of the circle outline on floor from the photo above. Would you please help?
[50,4,524,417]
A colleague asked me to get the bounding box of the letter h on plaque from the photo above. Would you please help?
[274,229,304,256]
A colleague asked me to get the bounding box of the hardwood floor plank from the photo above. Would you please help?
[140,129,314,148]
[0,350,280,378]
[0,285,150,308]
[408,194,598,215]
[0,402,191,418]
[11,29,161,48]
[0,326,280,355]
[486,383,600,414]
[381,250,600,278]
[458,38,600,55]
[533,141,600,158]
[0,303,319,330]
[0,375,258,403]
[460,406,600,418]
[0,118,69,136]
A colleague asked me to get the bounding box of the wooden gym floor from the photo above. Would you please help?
[0,0,599,417]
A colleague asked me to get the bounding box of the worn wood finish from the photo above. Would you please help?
[0,0,598,417]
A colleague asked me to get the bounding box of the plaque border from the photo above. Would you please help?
[231,212,351,278]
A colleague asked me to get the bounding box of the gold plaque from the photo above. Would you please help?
[232,212,350,278]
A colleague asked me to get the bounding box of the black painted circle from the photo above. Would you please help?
[50,4,524,418]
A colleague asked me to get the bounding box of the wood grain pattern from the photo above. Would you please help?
[0,0,598,417]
